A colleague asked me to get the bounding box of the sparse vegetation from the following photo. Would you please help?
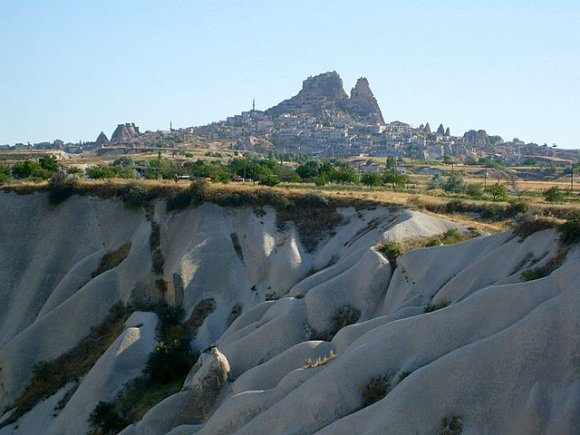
[376,240,402,265]
[304,350,337,368]
[144,339,195,384]
[120,183,150,208]
[521,268,548,282]
[2,303,131,428]
[558,218,580,245]
[543,186,565,203]
[521,248,569,281]
[361,375,391,407]
[89,401,131,435]
[331,305,361,335]
[47,174,78,204]
[425,300,450,313]
[91,242,132,278]
[308,304,361,341]
[425,229,467,247]
[227,303,243,327]
[512,213,556,239]
[438,415,464,435]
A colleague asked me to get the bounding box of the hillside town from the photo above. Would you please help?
[1,72,578,165]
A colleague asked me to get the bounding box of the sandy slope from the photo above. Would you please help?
[0,192,578,434]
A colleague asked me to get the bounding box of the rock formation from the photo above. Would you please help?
[436,124,445,136]
[95,131,110,147]
[111,123,140,143]
[266,71,349,117]
[266,72,384,124]
[0,192,578,434]
[345,77,384,124]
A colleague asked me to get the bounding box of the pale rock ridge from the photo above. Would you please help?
[0,192,578,435]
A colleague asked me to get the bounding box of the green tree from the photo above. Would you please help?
[296,161,321,179]
[11,160,51,179]
[383,170,409,187]
[386,156,397,170]
[486,182,507,201]
[361,173,383,186]
[39,155,59,173]
[427,174,444,190]
[86,165,116,179]
[443,172,465,193]
[330,167,359,184]
[0,165,11,183]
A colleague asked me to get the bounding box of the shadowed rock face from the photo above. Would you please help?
[266,72,384,124]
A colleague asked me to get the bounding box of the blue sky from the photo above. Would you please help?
[1,0,579,149]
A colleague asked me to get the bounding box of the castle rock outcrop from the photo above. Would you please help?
[266,72,384,124]
[345,77,384,124]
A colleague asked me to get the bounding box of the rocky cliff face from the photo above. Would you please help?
[345,77,384,124]
[266,71,349,117]
[266,72,384,124]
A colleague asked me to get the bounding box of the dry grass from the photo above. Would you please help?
[304,351,337,368]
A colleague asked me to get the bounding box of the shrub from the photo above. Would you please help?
[558,218,580,245]
[444,200,468,214]
[3,303,130,427]
[92,242,132,278]
[505,201,529,217]
[294,192,329,208]
[376,240,402,265]
[480,204,503,221]
[486,182,507,201]
[145,339,195,384]
[258,174,280,186]
[166,192,192,212]
[86,165,116,179]
[361,375,390,407]
[438,415,463,435]
[361,173,383,187]
[512,213,555,239]
[437,229,466,245]
[331,305,361,334]
[189,179,211,203]
[47,174,78,204]
[521,268,548,281]
[543,186,565,202]
[121,184,150,208]
[227,303,243,327]
[424,301,449,313]
[443,172,465,193]
[89,401,131,435]
[465,183,483,197]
